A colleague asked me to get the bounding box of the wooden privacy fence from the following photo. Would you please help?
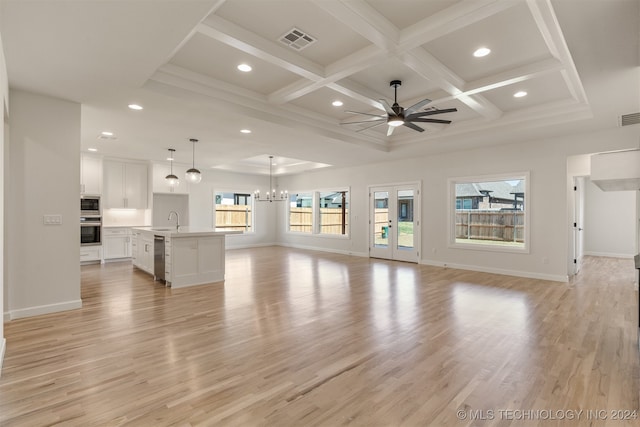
[456,210,524,242]
[289,207,349,234]
[215,205,252,231]
[374,208,389,238]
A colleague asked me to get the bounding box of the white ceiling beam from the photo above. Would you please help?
[401,47,502,119]
[399,0,519,50]
[326,78,389,111]
[198,15,325,81]
[268,45,388,105]
[147,69,390,152]
[463,57,564,95]
[313,0,400,51]
[526,0,588,104]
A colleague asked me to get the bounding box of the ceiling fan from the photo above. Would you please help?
[340,80,457,136]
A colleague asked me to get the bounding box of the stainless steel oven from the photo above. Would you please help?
[81,195,101,216]
[80,216,102,246]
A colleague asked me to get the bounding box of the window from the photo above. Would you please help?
[215,191,253,232]
[449,173,529,252]
[318,191,348,235]
[288,192,313,233]
[288,189,350,236]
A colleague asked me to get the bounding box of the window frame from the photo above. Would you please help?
[448,172,530,254]
[213,189,256,234]
[286,187,351,239]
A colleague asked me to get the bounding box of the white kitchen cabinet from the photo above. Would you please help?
[103,160,148,209]
[132,230,154,274]
[103,228,132,260]
[152,162,189,194]
[80,154,102,195]
[80,245,102,263]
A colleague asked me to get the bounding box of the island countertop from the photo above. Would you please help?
[131,226,243,238]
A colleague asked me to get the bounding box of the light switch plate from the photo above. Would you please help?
[43,214,63,225]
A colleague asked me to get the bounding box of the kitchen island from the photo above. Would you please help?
[131,227,241,288]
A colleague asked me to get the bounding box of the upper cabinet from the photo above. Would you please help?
[103,160,148,209]
[151,162,189,194]
[80,154,102,195]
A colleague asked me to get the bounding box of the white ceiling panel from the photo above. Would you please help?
[215,0,371,66]
[290,86,376,121]
[169,33,299,96]
[366,0,462,29]
[423,2,552,82]
[482,71,573,112]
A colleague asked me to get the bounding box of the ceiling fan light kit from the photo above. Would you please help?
[341,79,457,136]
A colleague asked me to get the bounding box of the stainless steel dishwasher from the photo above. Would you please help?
[154,235,165,282]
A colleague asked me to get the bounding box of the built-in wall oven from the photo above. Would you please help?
[81,196,102,246]
[81,216,102,246]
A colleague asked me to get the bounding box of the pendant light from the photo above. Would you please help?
[165,148,179,188]
[185,138,202,184]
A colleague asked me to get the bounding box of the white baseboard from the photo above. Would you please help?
[0,337,5,377]
[3,312,9,322]
[277,242,368,258]
[225,242,279,250]
[583,251,635,259]
[420,259,568,282]
[8,299,83,320]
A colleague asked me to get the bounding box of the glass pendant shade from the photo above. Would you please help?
[185,138,201,184]
[185,168,202,184]
[165,148,179,187]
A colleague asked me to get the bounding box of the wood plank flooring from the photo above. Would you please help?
[0,247,638,426]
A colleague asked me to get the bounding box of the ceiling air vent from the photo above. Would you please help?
[619,112,640,126]
[279,27,316,51]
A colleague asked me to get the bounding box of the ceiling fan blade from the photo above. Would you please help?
[404,98,432,116]
[344,111,386,118]
[340,117,386,125]
[387,125,395,137]
[356,121,386,132]
[379,99,395,116]
[409,118,452,124]
[403,122,425,132]
[405,108,458,120]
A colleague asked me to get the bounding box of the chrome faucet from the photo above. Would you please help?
[168,211,180,230]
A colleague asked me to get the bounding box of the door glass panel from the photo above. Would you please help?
[374,191,389,247]
[397,189,414,250]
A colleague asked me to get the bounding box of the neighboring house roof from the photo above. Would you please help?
[456,181,524,201]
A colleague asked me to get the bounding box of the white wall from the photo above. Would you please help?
[584,177,637,258]
[0,27,8,373]
[189,168,278,249]
[153,193,189,227]
[6,89,81,319]
[278,125,639,281]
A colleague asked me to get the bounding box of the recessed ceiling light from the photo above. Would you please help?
[166,156,174,161]
[88,148,98,152]
[237,63,252,72]
[128,104,143,110]
[513,91,528,98]
[473,47,491,58]
[101,131,113,136]
[332,100,343,107]
[240,129,252,134]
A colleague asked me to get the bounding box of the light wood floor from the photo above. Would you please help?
[0,248,638,426]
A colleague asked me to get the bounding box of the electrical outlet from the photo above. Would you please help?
[43,214,63,225]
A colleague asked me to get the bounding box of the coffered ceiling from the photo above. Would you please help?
[1,0,638,175]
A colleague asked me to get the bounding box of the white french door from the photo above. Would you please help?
[369,183,421,263]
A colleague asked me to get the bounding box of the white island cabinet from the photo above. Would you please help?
[131,227,240,288]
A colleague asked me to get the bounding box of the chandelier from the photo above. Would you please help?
[254,156,287,202]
